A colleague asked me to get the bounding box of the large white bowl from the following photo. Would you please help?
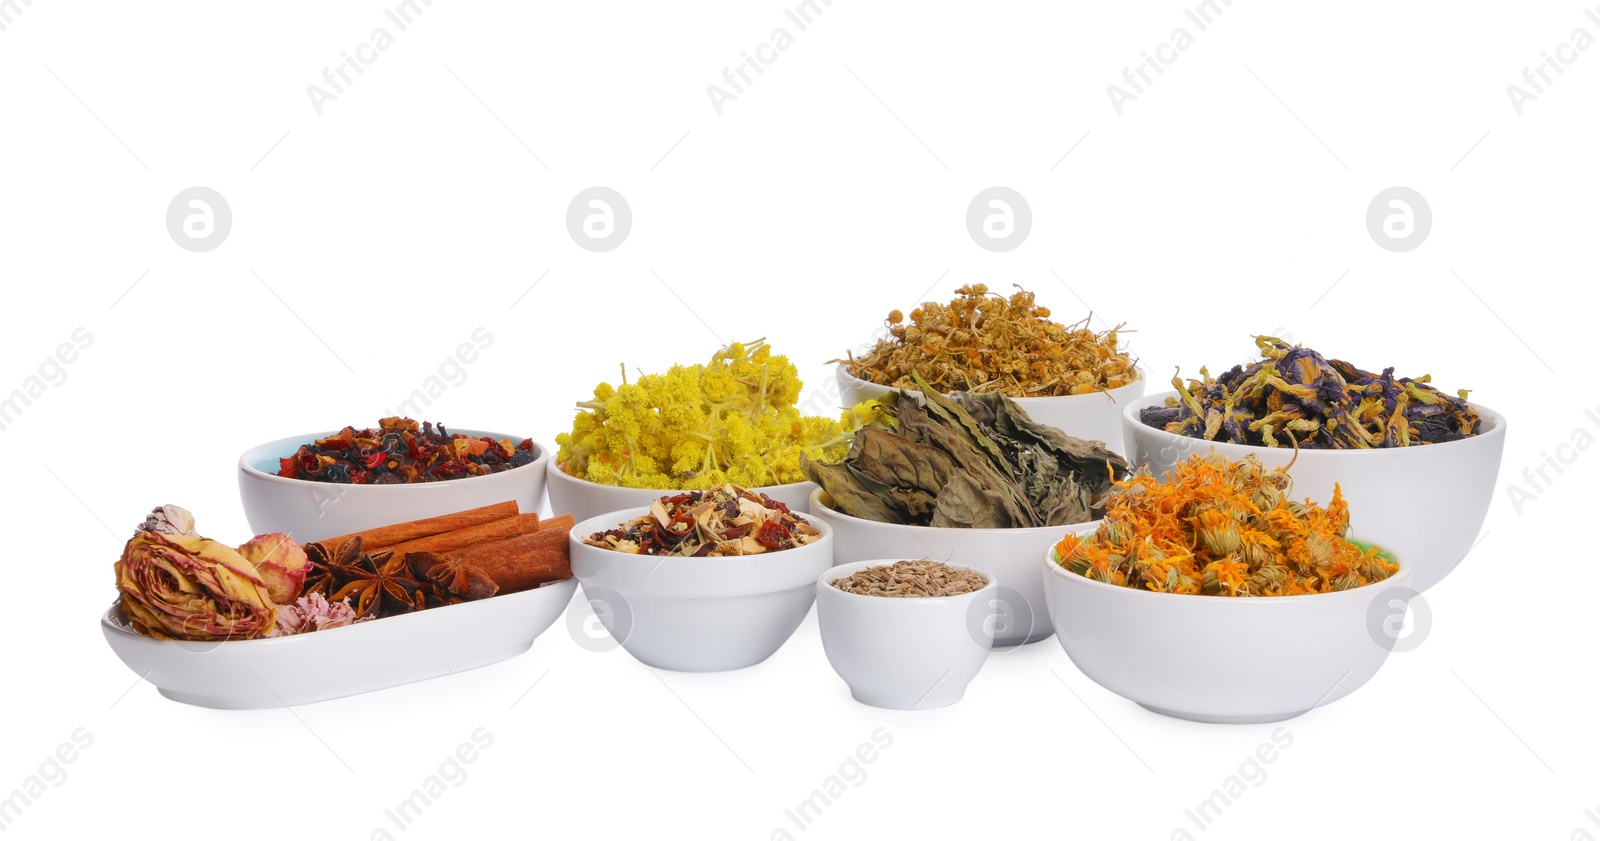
[807,487,1099,645]
[816,560,997,710]
[1045,545,1412,723]
[546,458,815,523]
[238,429,550,544]
[1123,392,1506,592]
[836,364,1146,456]
[568,506,835,672]
[101,578,577,709]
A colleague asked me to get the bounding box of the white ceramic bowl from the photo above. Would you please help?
[238,429,551,544]
[1124,392,1506,592]
[568,506,835,672]
[101,578,577,709]
[807,487,1096,645]
[546,458,815,523]
[1044,545,1412,723]
[835,364,1146,456]
[816,559,998,710]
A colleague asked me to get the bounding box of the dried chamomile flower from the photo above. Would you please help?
[834,284,1139,398]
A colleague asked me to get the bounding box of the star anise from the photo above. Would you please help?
[331,549,426,618]
[303,537,366,598]
[408,551,499,606]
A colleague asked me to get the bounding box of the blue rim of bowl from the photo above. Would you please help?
[1043,539,1411,603]
[238,429,550,490]
[1123,391,1507,457]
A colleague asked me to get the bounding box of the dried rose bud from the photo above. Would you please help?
[116,532,276,641]
[236,533,310,605]
[135,505,197,538]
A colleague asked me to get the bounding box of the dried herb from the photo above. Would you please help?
[582,484,822,557]
[557,339,881,490]
[1053,453,1398,597]
[330,549,427,618]
[831,559,988,598]
[1140,336,1480,449]
[277,417,536,484]
[803,372,1129,528]
[834,284,1139,397]
[407,551,500,605]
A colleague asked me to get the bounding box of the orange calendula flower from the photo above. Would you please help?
[1052,453,1396,597]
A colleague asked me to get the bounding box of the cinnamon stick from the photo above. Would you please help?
[312,501,519,552]
[450,528,571,592]
[536,513,574,534]
[386,513,539,556]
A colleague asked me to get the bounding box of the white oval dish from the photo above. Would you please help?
[101,577,578,709]
[816,559,997,710]
[807,487,1095,645]
[1044,543,1411,723]
[238,429,551,544]
[546,458,815,523]
[568,505,834,672]
[1123,392,1505,592]
[835,364,1146,456]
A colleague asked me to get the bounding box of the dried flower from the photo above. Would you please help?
[135,505,197,538]
[836,284,1139,397]
[115,531,277,640]
[1052,453,1398,597]
[557,339,881,490]
[236,533,310,605]
[265,592,369,637]
[1139,336,1480,449]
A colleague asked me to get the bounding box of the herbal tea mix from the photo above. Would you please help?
[1053,453,1398,597]
[1141,336,1480,449]
[831,559,988,598]
[836,284,1139,397]
[803,373,1128,529]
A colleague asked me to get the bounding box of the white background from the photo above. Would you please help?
[2,1,1595,838]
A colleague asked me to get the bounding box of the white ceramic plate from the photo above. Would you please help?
[102,578,577,709]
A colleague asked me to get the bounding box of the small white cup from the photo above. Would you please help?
[815,560,998,710]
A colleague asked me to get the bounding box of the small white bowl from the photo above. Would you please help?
[816,559,998,710]
[1123,392,1506,592]
[808,487,1095,645]
[238,429,551,544]
[835,364,1146,456]
[1044,544,1412,723]
[546,458,815,523]
[568,506,835,672]
[101,578,577,709]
